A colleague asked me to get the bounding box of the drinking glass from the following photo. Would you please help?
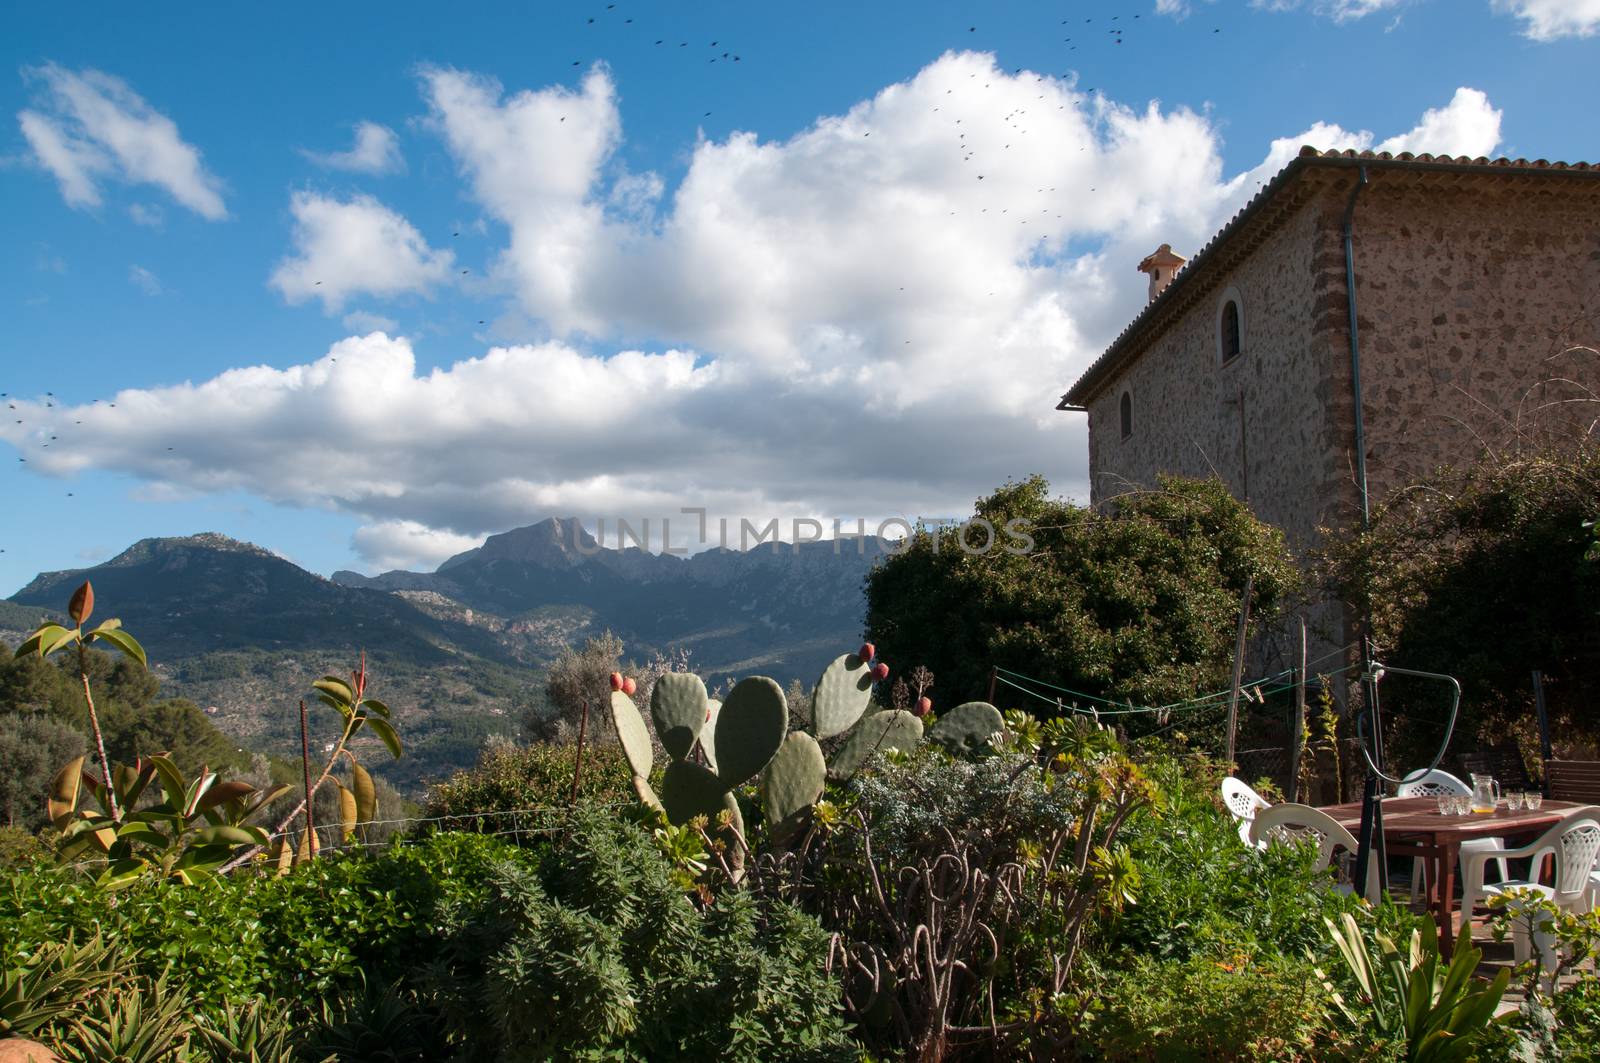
[1437,795,1453,815]
[1505,791,1524,812]
[1452,795,1471,816]
[1525,793,1543,811]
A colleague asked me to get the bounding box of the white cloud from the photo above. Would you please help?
[1250,0,1404,19]
[17,64,227,219]
[270,192,455,312]
[1376,87,1502,156]
[301,121,405,175]
[128,202,163,227]
[1493,0,1600,38]
[342,310,400,332]
[0,64,1506,566]
[352,519,482,570]
[128,264,162,295]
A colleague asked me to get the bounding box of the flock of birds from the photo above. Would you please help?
[3,2,1230,561]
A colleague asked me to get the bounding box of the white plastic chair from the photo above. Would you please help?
[1395,768,1508,903]
[1466,808,1600,976]
[1250,802,1380,902]
[1222,777,1271,849]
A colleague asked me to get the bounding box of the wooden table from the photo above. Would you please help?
[1319,797,1587,955]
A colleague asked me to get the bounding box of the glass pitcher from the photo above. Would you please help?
[1470,773,1500,814]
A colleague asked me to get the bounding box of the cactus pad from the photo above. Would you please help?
[712,676,788,787]
[632,774,662,813]
[760,731,827,835]
[699,698,723,772]
[927,701,1005,756]
[609,691,654,778]
[828,709,924,782]
[651,672,709,761]
[659,760,729,826]
[811,652,875,739]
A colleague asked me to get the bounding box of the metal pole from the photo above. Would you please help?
[987,665,997,706]
[569,697,590,807]
[1289,618,1307,803]
[1532,670,1552,768]
[1224,576,1254,770]
[299,699,315,856]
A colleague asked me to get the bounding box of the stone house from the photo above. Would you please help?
[1059,147,1600,644]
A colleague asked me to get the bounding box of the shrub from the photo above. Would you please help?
[420,739,635,831]
[1075,950,1341,1062]
[418,809,855,1061]
[1102,753,1364,962]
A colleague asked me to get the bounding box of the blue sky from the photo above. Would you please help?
[2,0,1597,594]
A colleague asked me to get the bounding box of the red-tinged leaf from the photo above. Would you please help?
[48,756,85,827]
[68,581,94,626]
[196,780,254,812]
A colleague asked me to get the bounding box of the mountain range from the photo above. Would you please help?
[4,520,888,787]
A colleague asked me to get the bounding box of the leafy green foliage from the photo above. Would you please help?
[421,739,635,829]
[864,475,1298,724]
[0,935,115,1038]
[1322,452,1600,759]
[2,822,852,1061]
[55,971,195,1063]
[1075,950,1341,1062]
[1103,754,1365,962]
[46,753,287,888]
[418,809,855,1061]
[1323,913,1509,1062]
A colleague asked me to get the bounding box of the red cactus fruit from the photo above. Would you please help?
[858,641,875,662]
[915,696,932,717]
[609,672,624,692]
[872,662,890,681]
[622,676,637,696]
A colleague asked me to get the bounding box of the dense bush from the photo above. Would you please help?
[1,813,851,1060]
[1322,451,1600,760]
[1103,754,1365,962]
[419,810,853,1060]
[1074,951,1344,1062]
[420,739,635,831]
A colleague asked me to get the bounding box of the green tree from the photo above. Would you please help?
[0,714,85,828]
[864,475,1297,720]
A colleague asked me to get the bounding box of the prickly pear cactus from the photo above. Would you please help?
[701,698,723,773]
[926,701,1004,756]
[651,672,710,760]
[828,708,925,782]
[610,690,653,778]
[759,731,827,836]
[616,667,787,835]
[712,677,788,788]
[810,652,874,739]
[660,760,728,824]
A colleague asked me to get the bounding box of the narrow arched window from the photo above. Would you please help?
[1119,390,1133,440]
[1220,300,1242,363]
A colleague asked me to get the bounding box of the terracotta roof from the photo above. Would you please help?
[1058,146,1600,409]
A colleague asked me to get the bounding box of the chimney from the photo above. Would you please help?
[1137,243,1187,303]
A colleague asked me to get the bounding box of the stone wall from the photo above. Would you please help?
[1344,180,1600,509]
[1085,173,1600,551]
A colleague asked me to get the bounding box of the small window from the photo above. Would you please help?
[1119,390,1133,440]
[1220,300,1242,363]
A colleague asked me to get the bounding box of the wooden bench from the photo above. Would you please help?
[1545,759,1600,803]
